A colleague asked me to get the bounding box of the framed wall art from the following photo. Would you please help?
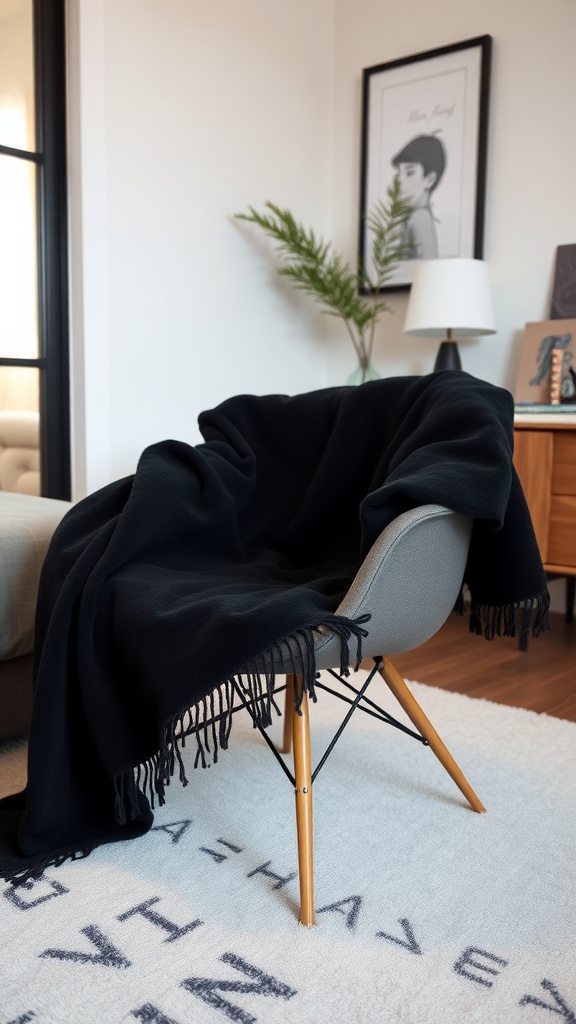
[359,35,492,290]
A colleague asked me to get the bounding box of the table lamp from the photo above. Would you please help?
[403,258,496,371]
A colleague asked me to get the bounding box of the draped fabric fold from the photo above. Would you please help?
[0,372,548,884]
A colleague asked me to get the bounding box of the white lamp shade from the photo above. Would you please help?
[404,258,496,338]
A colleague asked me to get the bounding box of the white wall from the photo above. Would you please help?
[67,0,334,496]
[68,0,576,496]
[328,0,576,388]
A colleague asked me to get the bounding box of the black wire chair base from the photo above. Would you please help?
[231,656,428,789]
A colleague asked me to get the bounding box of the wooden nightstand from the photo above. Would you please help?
[514,413,576,641]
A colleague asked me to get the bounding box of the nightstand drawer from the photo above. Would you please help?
[552,434,576,494]
[548,495,576,566]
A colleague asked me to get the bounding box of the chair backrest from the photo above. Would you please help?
[313,504,473,669]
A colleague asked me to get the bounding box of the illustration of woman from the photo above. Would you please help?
[391,134,447,259]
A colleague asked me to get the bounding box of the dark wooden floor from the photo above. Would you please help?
[391,610,576,722]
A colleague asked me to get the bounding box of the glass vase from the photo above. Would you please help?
[346,360,381,386]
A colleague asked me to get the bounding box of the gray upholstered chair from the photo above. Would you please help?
[239,503,483,926]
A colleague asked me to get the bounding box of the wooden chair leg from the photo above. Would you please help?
[379,657,486,814]
[279,673,294,754]
[292,676,315,926]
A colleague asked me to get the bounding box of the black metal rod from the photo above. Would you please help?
[231,680,295,786]
[326,668,427,742]
[327,667,391,715]
[315,679,393,724]
[311,661,381,784]
[315,679,427,744]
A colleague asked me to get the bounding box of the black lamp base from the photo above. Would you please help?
[434,340,462,371]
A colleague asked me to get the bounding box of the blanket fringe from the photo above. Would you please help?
[113,613,370,825]
[4,845,94,888]
[469,590,550,640]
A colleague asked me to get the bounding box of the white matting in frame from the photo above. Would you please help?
[359,36,491,289]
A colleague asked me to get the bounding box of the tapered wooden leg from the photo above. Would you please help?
[292,677,315,926]
[280,674,294,754]
[379,658,486,813]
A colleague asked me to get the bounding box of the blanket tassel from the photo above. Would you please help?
[5,845,94,888]
[469,590,550,640]
[112,613,370,824]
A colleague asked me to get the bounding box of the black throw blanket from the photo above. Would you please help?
[0,372,548,884]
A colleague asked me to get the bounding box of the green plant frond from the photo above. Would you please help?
[365,177,413,286]
[237,201,379,333]
[236,185,411,357]
[357,256,383,299]
[236,202,331,267]
[279,260,376,333]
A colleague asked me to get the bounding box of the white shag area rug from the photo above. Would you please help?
[0,676,575,1024]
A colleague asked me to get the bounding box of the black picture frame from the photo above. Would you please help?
[359,35,492,290]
